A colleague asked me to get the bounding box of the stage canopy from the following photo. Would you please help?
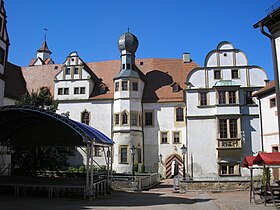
[0,105,113,146]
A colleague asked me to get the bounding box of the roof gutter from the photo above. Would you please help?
[255,22,280,146]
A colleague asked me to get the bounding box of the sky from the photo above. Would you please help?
[5,0,279,80]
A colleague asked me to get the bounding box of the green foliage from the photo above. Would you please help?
[12,86,73,176]
[12,146,74,176]
[15,87,58,112]
[141,163,145,173]
[262,168,271,185]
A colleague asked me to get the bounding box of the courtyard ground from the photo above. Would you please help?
[0,179,276,210]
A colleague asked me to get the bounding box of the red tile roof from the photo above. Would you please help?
[21,58,199,102]
[253,80,275,97]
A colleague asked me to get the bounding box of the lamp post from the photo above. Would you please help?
[130,145,136,178]
[180,144,187,180]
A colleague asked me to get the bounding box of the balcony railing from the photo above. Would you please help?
[217,139,241,149]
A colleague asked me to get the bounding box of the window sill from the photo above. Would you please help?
[219,174,241,177]
[119,162,129,164]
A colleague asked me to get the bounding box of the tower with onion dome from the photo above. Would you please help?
[112,31,145,173]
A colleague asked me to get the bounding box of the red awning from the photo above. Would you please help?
[242,156,256,168]
[253,152,280,166]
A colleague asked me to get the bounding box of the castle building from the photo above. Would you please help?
[185,42,267,180]
[0,0,9,106]
[4,34,266,180]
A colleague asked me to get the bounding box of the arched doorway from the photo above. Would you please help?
[165,154,183,178]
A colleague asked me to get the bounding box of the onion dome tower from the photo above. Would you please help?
[113,32,145,173]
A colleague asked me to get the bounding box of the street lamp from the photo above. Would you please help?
[180,144,187,180]
[159,154,162,163]
[130,145,136,178]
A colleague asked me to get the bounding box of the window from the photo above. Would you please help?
[173,132,180,144]
[58,88,69,95]
[63,88,69,95]
[74,87,79,94]
[94,146,101,157]
[219,118,239,139]
[217,90,238,105]
[100,85,106,93]
[131,113,138,126]
[0,47,5,65]
[214,70,221,79]
[80,87,85,94]
[74,87,85,94]
[74,67,79,74]
[161,132,168,144]
[58,88,63,95]
[199,92,208,106]
[245,91,254,105]
[122,81,128,91]
[219,119,228,138]
[219,164,239,175]
[175,107,184,122]
[120,147,128,163]
[229,119,238,138]
[172,84,179,92]
[115,82,119,91]
[270,98,276,108]
[122,64,125,69]
[81,110,90,125]
[231,69,239,79]
[122,112,128,125]
[65,67,71,75]
[115,114,120,125]
[137,148,142,163]
[228,91,236,104]
[127,64,131,69]
[132,82,138,91]
[144,111,153,126]
[218,91,226,104]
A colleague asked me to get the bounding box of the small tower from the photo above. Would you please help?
[29,36,54,66]
[113,32,145,173]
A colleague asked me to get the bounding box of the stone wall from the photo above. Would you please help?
[180,180,251,192]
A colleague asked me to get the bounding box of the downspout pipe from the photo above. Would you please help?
[258,23,280,147]
[256,96,264,152]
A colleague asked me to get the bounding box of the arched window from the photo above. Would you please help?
[122,112,128,125]
[81,110,90,125]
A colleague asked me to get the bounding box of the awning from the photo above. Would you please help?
[242,156,256,168]
[253,152,280,166]
[0,105,113,146]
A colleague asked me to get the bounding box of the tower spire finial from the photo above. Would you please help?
[44,28,48,41]
[128,26,129,33]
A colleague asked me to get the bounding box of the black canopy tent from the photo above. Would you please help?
[0,105,114,198]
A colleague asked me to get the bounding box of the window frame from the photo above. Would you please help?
[122,81,128,91]
[214,70,222,80]
[132,82,138,91]
[65,67,71,75]
[144,110,153,126]
[122,111,128,125]
[219,163,240,176]
[270,97,276,108]
[218,118,240,139]
[115,82,119,91]
[115,113,120,125]
[160,131,169,144]
[173,131,180,144]
[231,69,239,79]
[175,107,184,122]
[120,146,128,164]
[199,92,208,106]
[81,110,90,125]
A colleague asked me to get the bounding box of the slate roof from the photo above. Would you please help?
[253,80,275,97]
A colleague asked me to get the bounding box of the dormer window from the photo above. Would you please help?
[65,67,71,75]
[172,83,179,92]
[100,84,106,93]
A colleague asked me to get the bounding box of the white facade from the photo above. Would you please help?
[186,41,268,180]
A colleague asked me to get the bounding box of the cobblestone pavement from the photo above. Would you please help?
[0,179,276,210]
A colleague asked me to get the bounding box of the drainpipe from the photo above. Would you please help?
[258,23,280,146]
[256,96,264,152]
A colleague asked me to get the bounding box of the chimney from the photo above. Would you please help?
[183,52,190,63]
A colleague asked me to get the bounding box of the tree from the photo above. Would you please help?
[12,87,74,176]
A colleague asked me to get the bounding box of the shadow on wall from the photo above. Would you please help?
[242,117,256,156]
[142,70,173,102]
